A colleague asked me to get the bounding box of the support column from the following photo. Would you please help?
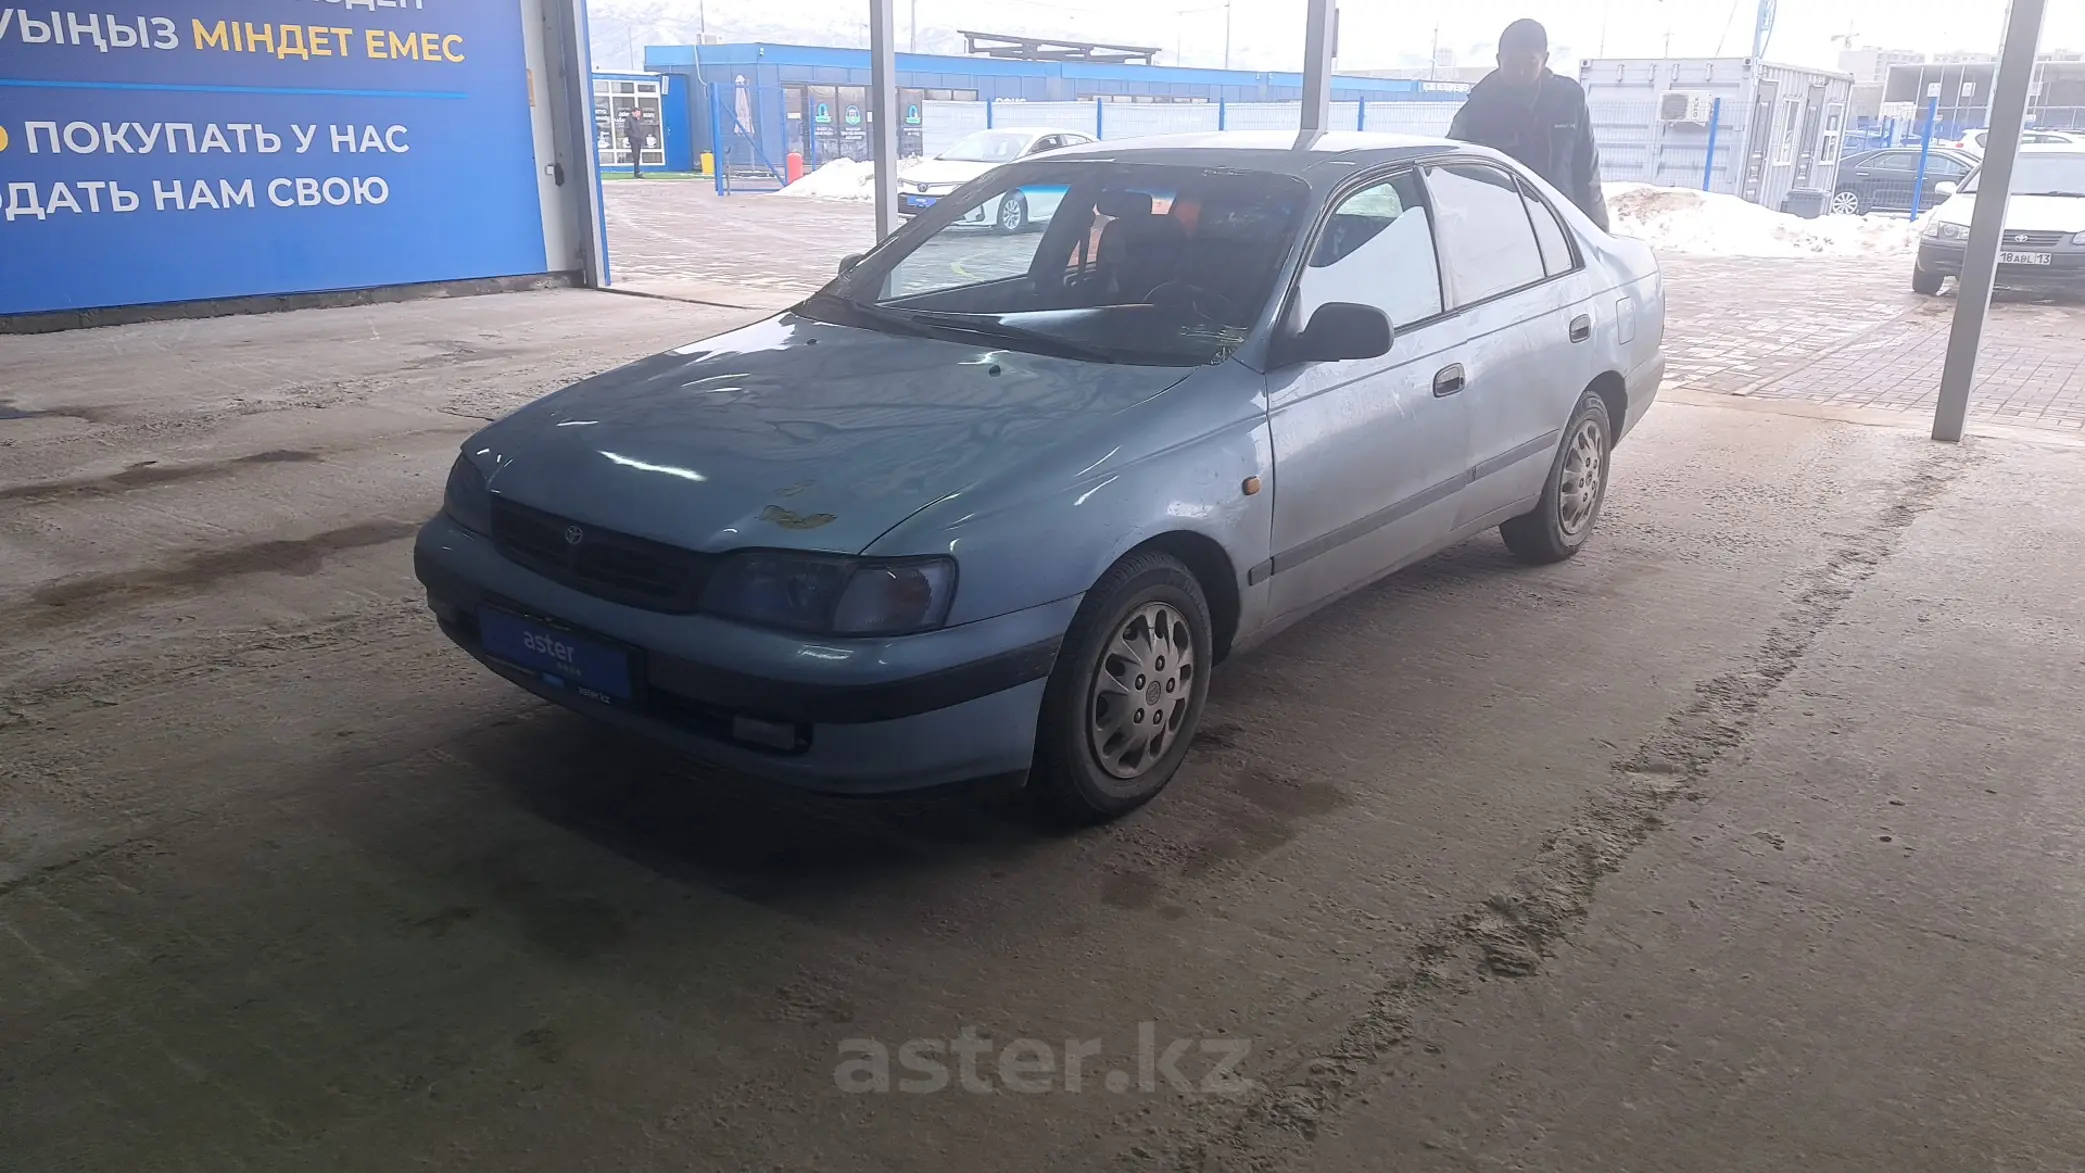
[1300,0,1336,134]
[1933,0,2048,442]
[867,0,900,241]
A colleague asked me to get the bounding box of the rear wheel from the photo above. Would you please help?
[1830,190,1866,216]
[1912,264,1945,296]
[1031,550,1212,823]
[1501,393,1613,565]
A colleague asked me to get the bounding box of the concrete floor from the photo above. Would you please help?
[4,285,2084,1171]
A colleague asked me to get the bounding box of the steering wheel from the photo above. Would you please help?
[1146,281,1241,324]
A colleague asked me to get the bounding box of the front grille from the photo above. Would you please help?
[2003,230,2069,249]
[490,497,716,613]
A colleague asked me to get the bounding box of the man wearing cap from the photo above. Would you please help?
[1449,18,1610,230]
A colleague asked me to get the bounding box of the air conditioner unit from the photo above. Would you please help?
[1659,91,1718,124]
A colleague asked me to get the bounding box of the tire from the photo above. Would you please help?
[1830,190,1866,217]
[1912,264,1945,296]
[1501,392,1614,565]
[1030,550,1213,823]
[994,192,1029,235]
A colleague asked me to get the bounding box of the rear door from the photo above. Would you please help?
[1865,152,1919,212]
[1420,161,1586,528]
[1264,169,1467,619]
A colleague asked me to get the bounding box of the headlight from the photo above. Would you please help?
[2073,231,2085,245]
[700,552,956,636]
[1928,221,1970,241]
[443,454,491,534]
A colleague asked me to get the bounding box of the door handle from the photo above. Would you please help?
[1569,315,1592,343]
[1433,364,1466,397]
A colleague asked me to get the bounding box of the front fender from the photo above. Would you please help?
[867,363,1275,630]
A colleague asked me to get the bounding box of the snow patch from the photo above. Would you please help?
[778,157,928,202]
[1605,183,1923,258]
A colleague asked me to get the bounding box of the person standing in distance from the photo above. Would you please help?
[1449,19,1610,230]
[623,107,649,179]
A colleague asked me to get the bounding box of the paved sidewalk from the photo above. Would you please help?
[600,184,2085,435]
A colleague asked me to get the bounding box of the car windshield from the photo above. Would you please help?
[1963,152,2085,196]
[938,131,1037,163]
[804,162,1312,367]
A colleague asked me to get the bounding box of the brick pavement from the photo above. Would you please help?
[601,183,2085,435]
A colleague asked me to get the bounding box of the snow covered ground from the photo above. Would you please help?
[778,165,1923,260]
[776,158,927,202]
[1605,183,1922,258]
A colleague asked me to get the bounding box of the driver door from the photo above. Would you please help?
[1265,170,1470,620]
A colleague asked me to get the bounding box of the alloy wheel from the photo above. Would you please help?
[1830,191,1862,216]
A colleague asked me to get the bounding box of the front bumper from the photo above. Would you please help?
[413,515,1077,794]
[1917,239,2085,289]
[897,191,995,224]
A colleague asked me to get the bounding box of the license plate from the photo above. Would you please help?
[903,194,937,209]
[476,607,634,702]
[1999,250,2053,266]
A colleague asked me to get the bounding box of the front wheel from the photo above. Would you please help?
[1031,550,1212,823]
[994,192,1029,235]
[1830,190,1865,216]
[1501,393,1613,565]
[1912,264,1945,296]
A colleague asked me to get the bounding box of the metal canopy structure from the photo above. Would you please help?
[958,30,1160,65]
[1932,0,2048,442]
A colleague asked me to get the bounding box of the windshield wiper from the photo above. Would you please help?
[897,310,1126,364]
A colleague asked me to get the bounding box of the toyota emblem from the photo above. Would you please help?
[563,524,585,546]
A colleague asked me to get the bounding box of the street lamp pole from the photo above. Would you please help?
[1223,0,1232,70]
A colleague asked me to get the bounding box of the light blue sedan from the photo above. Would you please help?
[415,132,1666,821]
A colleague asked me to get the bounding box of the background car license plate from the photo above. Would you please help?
[1999,250,2053,265]
[904,194,937,209]
[477,608,634,701]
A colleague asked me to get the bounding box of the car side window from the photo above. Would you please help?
[1519,179,1576,277]
[1424,163,1549,306]
[1928,157,1969,178]
[1293,170,1443,330]
[1872,154,1914,172]
[1029,136,1061,154]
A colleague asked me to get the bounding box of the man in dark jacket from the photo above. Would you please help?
[1448,19,1610,230]
[623,108,649,178]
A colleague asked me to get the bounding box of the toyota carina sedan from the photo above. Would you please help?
[416,132,1667,822]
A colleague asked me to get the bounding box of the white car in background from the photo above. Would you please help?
[899,128,1093,232]
[1914,145,2085,294]
[1949,127,2083,157]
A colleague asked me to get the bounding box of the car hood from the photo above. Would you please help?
[906,158,996,186]
[471,313,1192,556]
[1934,193,2085,233]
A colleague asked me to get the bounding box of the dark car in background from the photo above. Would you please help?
[1831,147,1979,216]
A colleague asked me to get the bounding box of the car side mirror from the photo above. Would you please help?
[1936,181,1959,197]
[1283,302,1394,365]
[837,253,864,277]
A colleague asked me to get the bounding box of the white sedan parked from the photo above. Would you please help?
[899,128,1093,232]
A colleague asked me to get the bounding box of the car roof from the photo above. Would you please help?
[1039,131,1461,178]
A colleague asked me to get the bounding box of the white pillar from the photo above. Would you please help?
[1933,0,2048,442]
[1300,0,1336,134]
[868,0,901,241]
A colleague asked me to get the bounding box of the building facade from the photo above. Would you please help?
[643,42,1470,172]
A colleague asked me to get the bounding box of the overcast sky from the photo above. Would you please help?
[598,0,2081,74]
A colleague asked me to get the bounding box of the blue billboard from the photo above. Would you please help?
[0,0,547,316]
